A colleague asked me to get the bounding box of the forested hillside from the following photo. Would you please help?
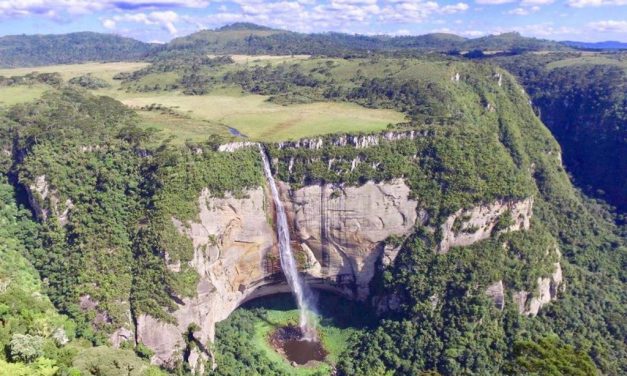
[0,32,153,68]
[158,24,566,57]
[493,52,627,215]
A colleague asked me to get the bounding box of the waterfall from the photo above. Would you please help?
[258,146,317,340]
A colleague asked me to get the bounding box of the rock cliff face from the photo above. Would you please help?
[27,175,74,225]
[133,181,562,370]
[279,179,421,299]
[276,130,429,150]
[485,247,564,315]
[513,249,564,316]
[137,187,274,373]
[24,167,560,370]
[135,180,419,371]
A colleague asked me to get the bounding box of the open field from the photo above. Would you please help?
[210,54,311,65]
[547,55,627,72]
[124,92,405,142]
[0,61,149,85]
[217,293,367,375]
[0,84,48,106]
[0,59,406,142]
[136,109,232,144]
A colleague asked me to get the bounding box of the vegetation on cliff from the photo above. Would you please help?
[492,52,627,215]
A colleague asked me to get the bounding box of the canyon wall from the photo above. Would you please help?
[135,179,420,372]
[132,175,563,371]
[25,172,563,371]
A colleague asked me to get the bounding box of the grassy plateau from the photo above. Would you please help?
[0,58,406,143]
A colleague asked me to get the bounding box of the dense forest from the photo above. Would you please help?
[492,52,627,215]
[0,32,153,68]
[159,24,567,57]
[1,24,571,69]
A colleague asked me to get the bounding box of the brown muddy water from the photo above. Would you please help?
[269,325,327,365]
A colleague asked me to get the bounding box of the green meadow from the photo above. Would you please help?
[0,59,405,143]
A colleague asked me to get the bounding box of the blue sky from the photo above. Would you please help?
[0,0,625,43]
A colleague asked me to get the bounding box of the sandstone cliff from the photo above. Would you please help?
[27,174,74,225]
[138,187,273,373]
[135,179,420,371]
[133,171,562,371]
[23,169,562,371]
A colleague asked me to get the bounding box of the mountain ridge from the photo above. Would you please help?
[0,23,578,67]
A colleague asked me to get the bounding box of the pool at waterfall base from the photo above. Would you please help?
[269,325,328,365]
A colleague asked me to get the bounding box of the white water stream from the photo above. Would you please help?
[259,146,317,340]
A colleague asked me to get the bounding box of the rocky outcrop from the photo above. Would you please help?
[439,198,533,253]
[490,248,563,315]
[28,175,51,220]
[485,281,505,310]
[135,178,555,371]
[514,253,564,317]
[27,174,74,225]
[217,141,257,152]
[137,187,274,373]
[277,130,429,150]
[109,327,133,348]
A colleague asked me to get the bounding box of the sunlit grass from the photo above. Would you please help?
[124,92,405,142]
[0,84,47,106]
[0,59,407,143]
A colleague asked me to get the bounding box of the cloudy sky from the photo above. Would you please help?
[0,0,625,42]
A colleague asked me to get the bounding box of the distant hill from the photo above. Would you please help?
[0,32,153,68]
[562,40,627,50]
[0,25,578,67]
[462,32,567,52]
[156,23,569,57]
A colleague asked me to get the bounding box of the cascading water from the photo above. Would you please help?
[259,146,317,340]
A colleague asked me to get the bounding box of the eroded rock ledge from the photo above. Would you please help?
[279,179,422,300]
[277,130,429,150]
[28,174,74,226]
[439,197,533,253]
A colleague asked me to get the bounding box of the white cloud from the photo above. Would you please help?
[377,1,469,23]
[507,5,540,14]
[102,18,116,29]
[474,0,515,4]
[567,0,627,7]
[430,27,485,37]
[391,28,412,35]
[460,29,486,37]
[588,20,627,32]
[174,0,471,34]
[521,0,554,4]
[103,10,180,35]
[441,2,470,13]
[0,0,209,18]
[494,23,579,37]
